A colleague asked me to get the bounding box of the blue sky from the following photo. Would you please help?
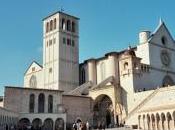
[0,0,175,95]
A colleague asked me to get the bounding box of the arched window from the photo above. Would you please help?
[124,62,128,70]
[48,95,53,113]
[161,36,167,45]
[72,21,75,32]
[62,18,66,30]
[81,68,86,84]
[101,62,105,81]
[29,94,35,113]
[67,20,71,31]
[50,20,53,31]
[38,93,45,113]
[46,22,49,33]
[162,75,174,87]
[54,18,57,29]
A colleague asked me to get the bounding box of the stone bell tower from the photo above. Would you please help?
[43,11,79,92]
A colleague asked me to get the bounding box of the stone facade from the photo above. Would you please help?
[62,95,92,128]
[4,87,66,130]
[2,10,175,130]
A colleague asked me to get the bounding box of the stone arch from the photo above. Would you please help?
[50,20,53,31]
[75,117,82,123]
[48,95,53,113]
[67,20,71,31]
[151,114,156,130]
[156,113,160,130]
[55,118,64,130]
[72,21,75,32]
[46,22,49,33]
[18,118,30,130]
[38,93,45,113]
[142,114,146,130]
[54,18,57,29]
[43,118,53,130]
[161,113,166,130]
[93,94,114,128]
[32,118,42,130]
[167,112,172,130]
[29,93,35,113]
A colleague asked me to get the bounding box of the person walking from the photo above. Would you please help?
[86,121,89,130]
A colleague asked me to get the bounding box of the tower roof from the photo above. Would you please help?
[42,11,80,21]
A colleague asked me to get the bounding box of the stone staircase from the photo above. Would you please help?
[67,81,92,95]
[124,88,160,122]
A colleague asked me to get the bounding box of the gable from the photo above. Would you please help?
[24,61,43,76]
[149,22,175,49]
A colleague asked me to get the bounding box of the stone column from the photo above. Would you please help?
[155,120,159,130]
[35,93,38,113]
[45,93,48,113]
[87,59,96,85]
[143,117,146,130]
[164,120,168,130]
[53,120,55,130]
[107,55,116,77]
[138,116,142,130]
[144,118,148,130]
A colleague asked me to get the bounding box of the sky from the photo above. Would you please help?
[0,0,175,95]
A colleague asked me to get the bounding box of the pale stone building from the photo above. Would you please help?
[1,10,175,130]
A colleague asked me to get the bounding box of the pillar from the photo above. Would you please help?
[143,117,146,130]
[164,120,168,130]
[87,59,96,85]
[144,118,148,130]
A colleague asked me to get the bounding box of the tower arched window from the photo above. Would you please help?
[72,21,75,32]
[124,62,128,70]
[38,93,45,113]
[62,18,66,30]
[50,20,53,31]
[67,20,71,31]
[46,22,49,33]
[100,62,105,81]
[29,94,35,113]
[48,95,53,113]
[54,18,57,29]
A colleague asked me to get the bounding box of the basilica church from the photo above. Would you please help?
[1,11,175,130]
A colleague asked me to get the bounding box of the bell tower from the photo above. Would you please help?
[43,11,79,92]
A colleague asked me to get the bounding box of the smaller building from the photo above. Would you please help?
[4,86,66,130]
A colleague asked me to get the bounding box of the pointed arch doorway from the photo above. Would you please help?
[93,94,114,128]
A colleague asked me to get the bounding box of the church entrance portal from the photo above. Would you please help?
[93,95,114,128]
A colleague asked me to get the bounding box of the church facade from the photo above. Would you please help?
[1,11,175,130]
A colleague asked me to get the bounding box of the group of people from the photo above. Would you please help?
[0,124,17,130]
[72,121,90,130]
